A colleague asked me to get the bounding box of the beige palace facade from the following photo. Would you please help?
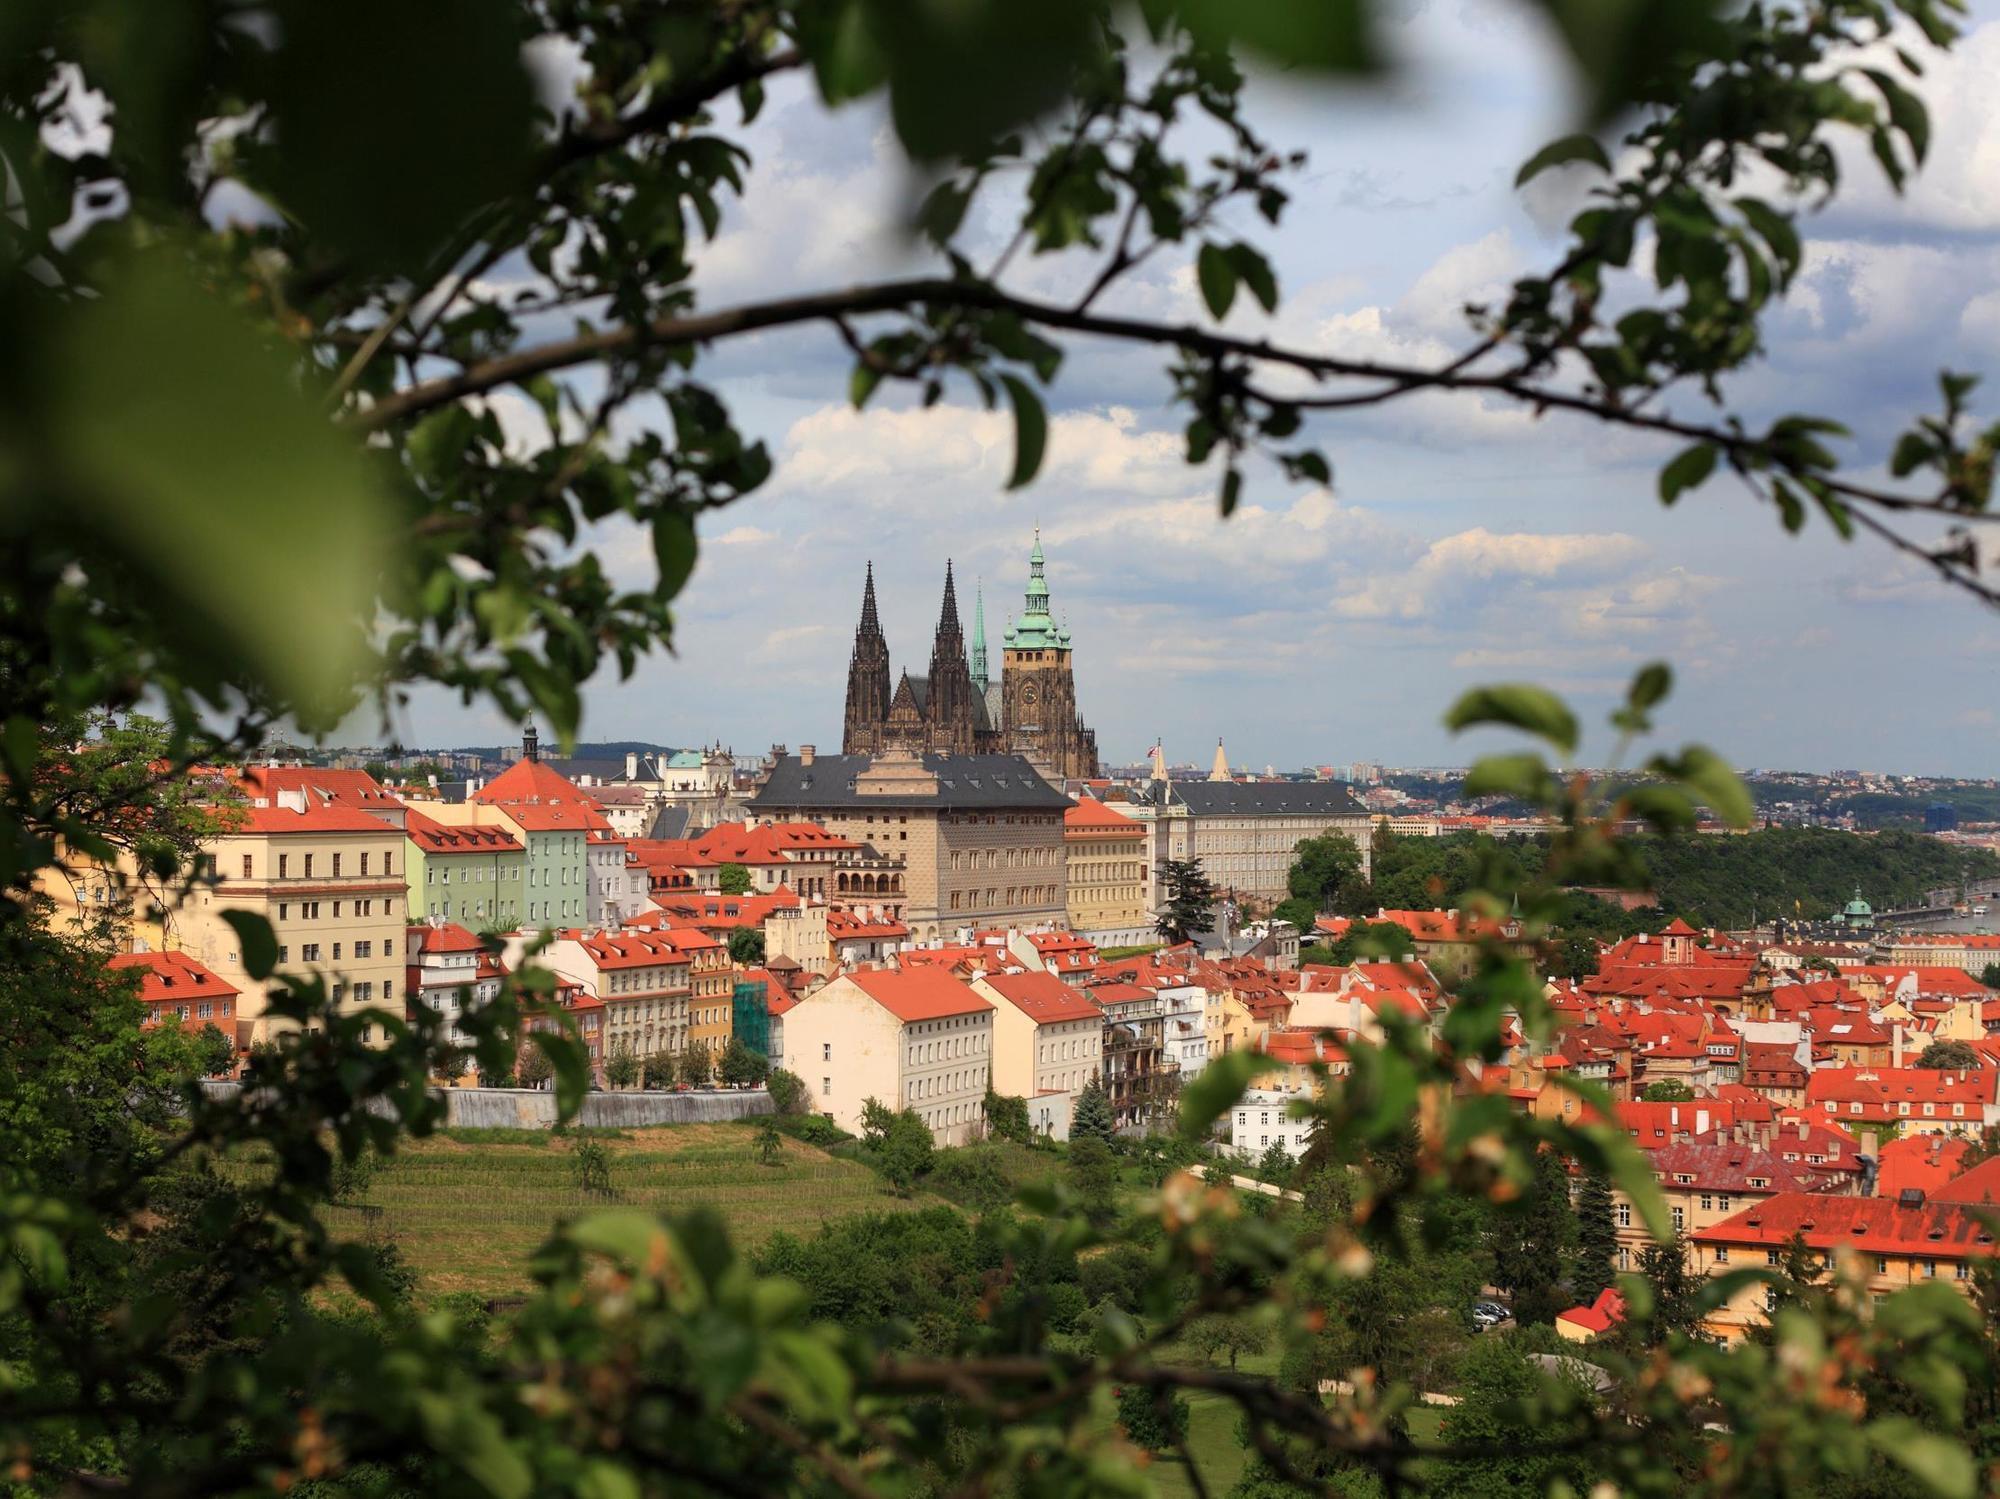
[748,748,1069,941]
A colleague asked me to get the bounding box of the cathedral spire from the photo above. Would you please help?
[969,580,989,690]
[1209,737,1232,782]
[859,560,882,638]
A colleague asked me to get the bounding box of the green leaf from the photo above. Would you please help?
[1462,752,1557,804]
[1890,431,1936,477]
[1173,0,1376,71]
[567,1210,674,1271]
[1515,132,1611,186]
[998,374,1047,490]
[1627,661,1672,711]
[1653,744,1753,829]
[222,911,280,981]
[1865,1419,1974,1499]
[1179,1049,1269,1140]
[1224,242,1279,313]
[652,511,699,599]
[37,257,391,729]
[1734,196,1801,280]
[577,1461,642,1499]
[1863,68,1931,164]
[415,1390,532,1499]
[268,0,533,270]
[849,361,885,409]
[1444,685,1579,757]
[1658,442,1717,504]
[1196,242,1238,319]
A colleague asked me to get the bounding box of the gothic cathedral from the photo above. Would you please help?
[841,533,1100,780]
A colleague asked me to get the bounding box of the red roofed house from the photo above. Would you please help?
[1692,1191,2000,1338]
[1555,1287,1626,1342]
[404,809,527,930]
[108,950,239,1046]
[541,929,695,1070]
[1742,1041,1810,1109]
[780,967,994,1145]
[1805,1066,1999,1137]
[972,969,1106,1137]
[1063,797,1150,948]
[1611,1136,1833,1272]
[185,794,410,1047]
[406,921,508,1066]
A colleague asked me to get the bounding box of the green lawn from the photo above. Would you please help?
[316,1122,937,1296]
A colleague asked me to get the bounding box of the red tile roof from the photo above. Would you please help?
[982,970,1103,1025]
[1650,1139,1824,1193]
[409,922,483,954]
[848,968,993,1023]
[1876,1135,1975,1200]
[1935,1155,2000,1206]
[228,803,398,835]
[1064,797,1143,834]
[107,950,238,1004]
[237,766,402,812]
[1695,1191,2000,1259]
[404,809,523,854]
[1556,1286,1626,1335]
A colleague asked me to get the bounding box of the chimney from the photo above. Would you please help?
[626,751,639,780]
[1893,1026,1903,1068]
[800,744,815,766]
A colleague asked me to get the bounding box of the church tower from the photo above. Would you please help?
[1000,530,1100,779]
[841,562,893,754]
[971,581,1003,732]
[923,561,980,754]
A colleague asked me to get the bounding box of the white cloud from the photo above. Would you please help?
[1331,526,1645,621]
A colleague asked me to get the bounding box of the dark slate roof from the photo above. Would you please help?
[900,674,930,713]
[752,754,1070,811]
[646,803,692,840]
[545,757,628,783]
[1140,780,1364,817]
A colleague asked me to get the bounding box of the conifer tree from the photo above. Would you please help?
[1070,1075,1116,1144]
[1490,1146,1577,1326]
[1573,1169,1620,1303]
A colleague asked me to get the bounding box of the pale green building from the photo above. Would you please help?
[405,809,527,931]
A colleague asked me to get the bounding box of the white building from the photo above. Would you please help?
[1230,1087,1313,1162]
[406,919,506,1055]
[781,967,994,1145]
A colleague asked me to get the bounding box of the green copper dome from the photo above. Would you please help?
[1009,529,1065,651]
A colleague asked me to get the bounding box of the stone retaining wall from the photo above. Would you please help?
[197,1080,773,1131]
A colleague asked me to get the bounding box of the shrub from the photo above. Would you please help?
[571,1139,613,1196]
[767,1068,808,1115]
[930,1146,1011,1211]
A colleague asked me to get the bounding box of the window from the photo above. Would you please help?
[301,943,321,962]
[332,943,342,960]
[304,854,314,878]
[1700,1194,1713,1212]
[354,982,373,1002]
[384,939,393,957]
[1671,1206,1684,1231]
[822,1077,831,1097]
[240,854,253,879]
[279,854,290,878]
[332,853,342,877]
[278,903,289,921]
[1718,1194,1731,1213]
[355,941,372,959]
[1924,1260,1937,1278]
[1877,1256,1890,1274]
[1715,1245,1728,1264]
[1766,1249,1781,1266]
[277,946,289,965]
[1956,1261,1970,1280]
[361,852,370,875]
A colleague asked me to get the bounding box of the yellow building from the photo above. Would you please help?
[180,800,408,1047]
[972,969,1104,1102]
[1063,797,1150,945]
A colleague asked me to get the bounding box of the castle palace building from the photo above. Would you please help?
[842,533,1100,781]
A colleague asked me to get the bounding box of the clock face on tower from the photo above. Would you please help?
[1020,682,1038,707]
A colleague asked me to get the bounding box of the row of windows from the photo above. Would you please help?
[909,1067,986,1100]
[281,938,393,964]
[1035,1037,1098,1065]
[330,980,383,1004]
[947,885,1058,911]
[277,898,395,921]
[253,850,397,880]
[427,864,519,884]
[947,846,1059,872]
[1825,1100,1967,1118]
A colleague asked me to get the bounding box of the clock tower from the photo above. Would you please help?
[999,530,1099,780]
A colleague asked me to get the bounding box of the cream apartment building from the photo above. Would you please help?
[748,748,1068,941]
[973,969,1104,1104]
[781,967,994,1145]
[182,798,408,1046]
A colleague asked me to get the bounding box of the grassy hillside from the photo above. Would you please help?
[322,1123,936,1297]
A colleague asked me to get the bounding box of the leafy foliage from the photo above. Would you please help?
[716,862,754,896]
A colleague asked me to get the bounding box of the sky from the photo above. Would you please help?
[371,0,2000,777]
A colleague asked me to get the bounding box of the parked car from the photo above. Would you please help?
[1470,1300,1510,1329]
